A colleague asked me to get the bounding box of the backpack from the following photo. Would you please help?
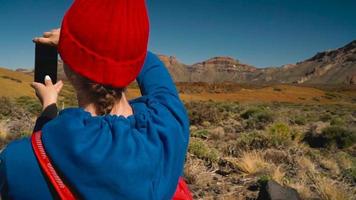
[31,131,193,200]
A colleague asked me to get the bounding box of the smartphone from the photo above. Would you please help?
[34,43,58,84]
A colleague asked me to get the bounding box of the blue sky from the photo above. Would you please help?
[0,0,355,69]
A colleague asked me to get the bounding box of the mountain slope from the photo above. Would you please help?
[0,67,35,97]
[254,40,356,84]
[189,57,257,83]
[157,55,190,82]
[12,40,356,85]
[162,40,356,85]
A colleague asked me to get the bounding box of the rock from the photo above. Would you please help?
[257,180,301,200]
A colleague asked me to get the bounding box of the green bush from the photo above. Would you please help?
[189,139,219,163]
[241,107,274,130]
[330,117,346,126]
[226,132,271,155]
[185,101,242,126]
[291,115,307,125]
[15,96,41,115]
[258,175,271,187]
[267,123,293,146]
[319,113,332,122]
[191,129,209,139]
[304,126,356,149]
[343,167,356,183]
[0,97,13,118]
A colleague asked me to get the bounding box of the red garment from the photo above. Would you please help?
[31,131,193,200]
[58,0,150,87]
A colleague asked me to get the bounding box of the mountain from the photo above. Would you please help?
[189,57,257,83]
[157,55,190,82]
[161,40,356,85]
[14,40,356,85]
[252,40,356,85]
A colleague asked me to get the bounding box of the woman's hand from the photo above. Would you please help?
[31,76,64,111]
[33,28,60,47]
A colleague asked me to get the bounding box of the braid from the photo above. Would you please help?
[89,84,124,115]
[63,63,125,115]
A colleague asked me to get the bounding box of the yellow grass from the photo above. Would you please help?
[320,158,340,175]
[310,174,353,200]
[271,165,286,185]
[297,156,316,173]
[289,177,314,200]
[233,150,271,175]
[0,67,35,98]
[0,122,7,140]
[126,85,356,105]
[1,67,356,107]
[336,153,353,170]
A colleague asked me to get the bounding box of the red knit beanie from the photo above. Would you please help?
[58,0,150,88]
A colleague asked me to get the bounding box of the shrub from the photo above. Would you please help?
[230,132,271,153]
[319,113,332,122]
[304,126,356,149]
[189,139,219,163]
[241,107,274,130]
[330,117,346,127]
[0,97,13,118]
[267,123,294,146]
[310,174,353,200]
[258,175,271,187]
[185,101,222,126]
[342,167,356,184]
[191,129,209,139]
[291,115,307,125]
[233,150,271,175]
[15,96,41,115]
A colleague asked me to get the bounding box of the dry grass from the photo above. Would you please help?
[336,152,353,170]
[295,155,353,200]
[0,122,8,140]
[320,158,340,175]
[0,67,35,98]
[233,150,271,175]
[127,85,338,104]
[310,174,353,200]
[271,166,286,185]
[297,156,316,173]
[184,154,215,187]
[1,67,355,106]
[289,176,314,200]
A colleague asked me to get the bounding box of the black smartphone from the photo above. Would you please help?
[34,43,58,84]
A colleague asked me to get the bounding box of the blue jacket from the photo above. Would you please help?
[0,52,190,200]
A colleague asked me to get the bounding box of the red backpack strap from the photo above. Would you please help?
[31,131,76,200]
[172,177,193,200]
[31,131,192,200]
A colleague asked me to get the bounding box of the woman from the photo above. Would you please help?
[0,0,191,199]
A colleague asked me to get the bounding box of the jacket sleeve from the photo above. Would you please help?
[33,103,58,132]
[136,52,190,199]
[136,51,189,142]
[137,52,179,98]
[136,52,188,126]
[0,149,8,199]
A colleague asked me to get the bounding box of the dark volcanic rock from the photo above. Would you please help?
[257,180,301,200]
